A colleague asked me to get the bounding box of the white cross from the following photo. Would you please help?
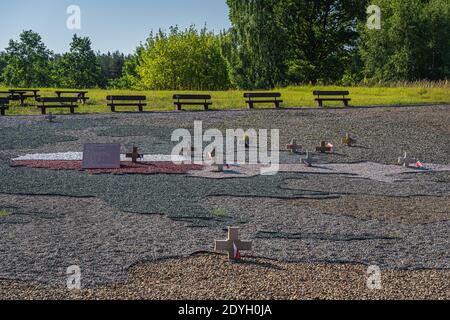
[301,152,313,167]
[286,139,301,153]
[398,152,416,167]
[215,227,252,261]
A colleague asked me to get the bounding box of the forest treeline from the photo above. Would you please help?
[0,0,449,90]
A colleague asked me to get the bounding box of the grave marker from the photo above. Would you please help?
[341,133,356,147]
[316,141,333,153]
[45,113,56,123]
[301,152,313,167]
[126,146,143,163]
[82,143,121,169]
[398,152,416,167]
[215,227,252,261]
[286,139,301,153]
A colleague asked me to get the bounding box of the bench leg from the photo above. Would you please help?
[274,101,281,109]
[176,104,182,111]
[0,109,4,116]
[111,105,116,112]
[70,106,75,114]
[204,104,208,111]
[317,100,323,107]
[344,100,349,107]
[41,107,46,115]
[248,102,254,109]
[139,106,143,112]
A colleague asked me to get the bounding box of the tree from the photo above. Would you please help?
[359,0,450,82]
[55,34,101,88]
[274,0,367,84]
[225,0,287,89]
[0,52,7,84]
[97,51,127,88]
[2,30,53,87]
[118,46,145,89]
[137,26,230,90]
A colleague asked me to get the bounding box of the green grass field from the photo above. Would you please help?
[1,85,449,115]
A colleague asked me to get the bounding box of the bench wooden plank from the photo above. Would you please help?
[313,91,350,96]
[173,94,211,100]
[107,96,146,101]
[244,92,281,98]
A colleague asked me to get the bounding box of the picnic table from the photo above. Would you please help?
[9,89,40,106]
[55,90,89,104]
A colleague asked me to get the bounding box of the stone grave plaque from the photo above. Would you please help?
[82,143,121,169]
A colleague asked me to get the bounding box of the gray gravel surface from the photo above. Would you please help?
[0,105,449,287]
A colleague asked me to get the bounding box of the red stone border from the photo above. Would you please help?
[11,160,203,175]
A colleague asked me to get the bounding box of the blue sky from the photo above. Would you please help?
[0,0,231,54]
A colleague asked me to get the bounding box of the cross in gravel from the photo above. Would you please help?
[286,139,301,153]
[398,152,416,167]
[126,146,143,163]
[45,113,56,123]
[301,152,313,167]
[215,227,252,262]
[341,133,356,147]
[316,141,332,153]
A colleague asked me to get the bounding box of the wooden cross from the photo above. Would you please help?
[316,141,333,153]
[398,152,416,167]
[215,227,252,261]
[286,139,301,153]
[126,146,143,163]
[45,113,56,123]
[301,152,313,167]
[341,133,356,147]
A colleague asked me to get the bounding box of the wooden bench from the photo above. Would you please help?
[36,97,78,114]
[55,90,89,104]
[0,97,9,116]
[173,94,212,111]
[244,92,283,109]
[107,96,147,112]
[313,91,351,107]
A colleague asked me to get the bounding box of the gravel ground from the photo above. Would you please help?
[0,105,449,298]
[0,253,448,300]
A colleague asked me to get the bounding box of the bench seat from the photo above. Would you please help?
[313,91,351,107]
[36,97,78,114]
[107,96,147,112]
[244,93,283,109]
[173,95,212,111]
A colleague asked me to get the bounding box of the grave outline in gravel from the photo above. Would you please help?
[0,105,448,289]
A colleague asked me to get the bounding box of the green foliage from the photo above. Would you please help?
[225,0,287,89]
[360,0,450,82]
[275,0,368,84]
[0,52,6,84]
[97,51,127,88]
[54,35,101,88]
[137,26,230,90]
[2,30,53,87]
